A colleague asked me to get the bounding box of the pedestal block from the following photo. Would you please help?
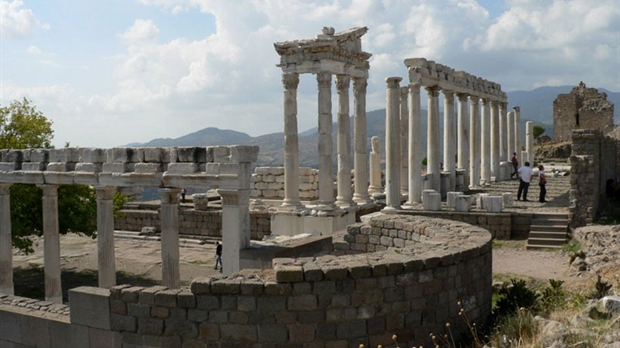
[477,193,489,209]
[502,192,513,208]
[440,172,450,199]
[446,191,464,208]
[422,190,441,211]
[499,161,511,181]
[455,169,466,192]
[483,196,503,213]
[271,209,356,236]
[454,195,472,212]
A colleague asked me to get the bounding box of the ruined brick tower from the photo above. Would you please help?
[553,81,614,142]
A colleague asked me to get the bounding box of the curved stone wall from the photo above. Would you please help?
[98,214,492,347]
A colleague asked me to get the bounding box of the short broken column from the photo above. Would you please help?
[454,195,472,212]
[422,190,441,211]
[42,184,62,303]
[218,189,251,276]
[482,195,503,213]
[368,136,383,195]
[96,186,116,288]
[159,188,181,289]
[0,184,13,295]
[447,191,464,208]
[502,192,513,208]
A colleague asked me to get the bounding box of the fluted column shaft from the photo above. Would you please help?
[96,186,116,288]
[490,100,500,179]
[336,75,352,206]
[0,184,13,295]
[426,86,441,191]
[282,73,301,208]
[407,83,422,203]
[353,77,370,203]
[400,87,409,193]
[480,99,491,183]
[456,93,469,183]
[469,97,481,187]
[385,77,402,210]
[317,72,334,209]
[42,184,62,303]
[159,188,181,289]
[443,90,456,191]
[500,102,508,161]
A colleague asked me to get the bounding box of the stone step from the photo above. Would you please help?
[527,237,567,246]
[530,218,569,226]
[530,225,568,233]
[528,231,568,239]
[526,244,564,251]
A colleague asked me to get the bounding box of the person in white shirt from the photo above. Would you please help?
[516,161,534,201]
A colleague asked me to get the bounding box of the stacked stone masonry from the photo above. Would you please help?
[251,167,318,200]
[7,215,495,348]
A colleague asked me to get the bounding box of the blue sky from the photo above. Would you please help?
[1,0,618,148]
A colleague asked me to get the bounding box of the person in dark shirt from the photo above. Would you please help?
[214,242,222,272]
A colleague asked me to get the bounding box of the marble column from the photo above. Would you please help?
[407,82,422,204]
[385,77,402,210]
[336,75,353,207]
[490,100,500,180]
[317,72,335,210]
[42,184,62,303]
[352,77,370,203]
[480,98,491,184]
[426,86,441,191]
[159,188,181,289]
[96,186,116,288]
[399,86,409,194]
[514,106,521,165]
[507,111,515,164]
[500,102,508,161]
[526,121,534,165]
[217,189,250,276]
[443,90,456,191]
[456,93,469,184]
[469,97,481,187]
[0,184,13,295]
[281,73,302,208]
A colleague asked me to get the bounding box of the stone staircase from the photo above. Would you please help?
[526,212,570,250]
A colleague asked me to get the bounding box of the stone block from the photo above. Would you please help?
[483,196,503,213]
[69,286,112,330]
[454,195,471,212]
[21,162,46,171]
[422,190,441,211]
[30,149,50,162]
[134,163,164,173]
[0,162,19,170]
[477,193,489,209]
[102,163,132,173]
[275,265,304,283]
[502,192,513,208]
[142,147,170,163]
[446,191,463,208]
[46,162,76,172]
[230,145,259,163]
[79,148,106,163]
[212,146,231,163]
[75,162,102,173]
[174,147,207,163]
[166,163,199,174]
[220,324,257,341]
[49,320,90,348]
[108,148,139,163]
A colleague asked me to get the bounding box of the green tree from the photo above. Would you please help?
[1,98,125,252]
[533,125,545,139]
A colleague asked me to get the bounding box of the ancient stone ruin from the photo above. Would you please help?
[554,81,615,142]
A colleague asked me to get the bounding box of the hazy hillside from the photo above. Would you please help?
[126,85,618,167]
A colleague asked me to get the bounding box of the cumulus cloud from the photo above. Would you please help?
[26,45,41,54]
[0,0,47,39]
[118,19,160,43]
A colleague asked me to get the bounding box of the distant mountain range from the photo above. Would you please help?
[126,86,620,168]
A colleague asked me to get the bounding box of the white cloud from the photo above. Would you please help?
[0,0,47,39]
[26,45,41,54]
[118,19,160,43]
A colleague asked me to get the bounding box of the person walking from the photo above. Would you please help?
[510,152,519,178]
[516,161,534,201]
[214,242,222,272]
[538,165,547,203]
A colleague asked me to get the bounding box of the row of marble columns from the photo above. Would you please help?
[385,78,524,209]
[281,72,370,211]
[0,185,248,302]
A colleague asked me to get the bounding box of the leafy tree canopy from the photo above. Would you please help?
[533,125,545,139]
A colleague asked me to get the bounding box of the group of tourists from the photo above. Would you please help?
[511,152,547,203]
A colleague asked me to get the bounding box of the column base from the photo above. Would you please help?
[270,208,356,237]
[0,285,14,295]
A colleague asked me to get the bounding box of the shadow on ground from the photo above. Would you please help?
[13,265,160,303]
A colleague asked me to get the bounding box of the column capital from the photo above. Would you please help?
[425,86,440,97]
[470,96,480,105]
[317,72,332,88]
[443,89,455,98]
[282,73,299,90]
[217,189,250,206]
[480,98,490,106]
[490,99,500,107]
[335,75,350,90]
[456,92,469,102]
[385,77,402,89]
[159,188,181,204]
[96,186,116,200]
[400,86,409,98]
[39,184,59,197]
[513,106,520,112]
[0,184,11,195]
[408,82,421,93]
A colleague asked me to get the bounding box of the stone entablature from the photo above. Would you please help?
[57,215,491,348]
[554,82,615,142]
[250,167,318,200]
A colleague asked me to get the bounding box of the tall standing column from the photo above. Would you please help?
[407,82,422,204]
[490,100,500,180]
[426,86,441,191]
[385,77,402,210]
[456,93,469,183]
[443,90,456,191]
[336,75,353,206]
[469,97,481,187]
[500,102,508,161]
[480,98,491,184]
[507,111,515,164]
[42,184,62,303]
[317,72,335,210]
[159,188,181,289]
[282,73,302,208]
[526,121,534,165]
[96,186,116,288]
[0,184,13,295]
[352,77,370,203]
[514,106,522,165]
[217,189,250,276]
[399,87,409,194]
